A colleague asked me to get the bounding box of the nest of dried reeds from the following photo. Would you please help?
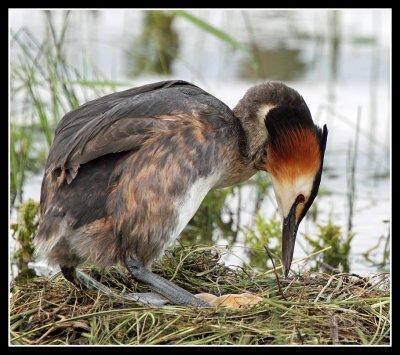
[10,245,390,345]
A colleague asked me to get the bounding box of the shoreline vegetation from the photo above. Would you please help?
[10,245,390,345]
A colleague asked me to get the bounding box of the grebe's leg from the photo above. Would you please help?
[75,269,169,306]
[59,265,168,307]
[124,257,210,308]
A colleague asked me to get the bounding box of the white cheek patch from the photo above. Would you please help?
[257,104,276,127]
[270,174,314,218]
[256,104,276,141]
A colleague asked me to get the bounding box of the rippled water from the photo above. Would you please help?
[10,9,391,276]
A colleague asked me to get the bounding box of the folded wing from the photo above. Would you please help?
[45,80,209,183]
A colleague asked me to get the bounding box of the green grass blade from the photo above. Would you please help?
[174,10,246,51]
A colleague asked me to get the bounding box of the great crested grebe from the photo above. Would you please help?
[35,80,328,307]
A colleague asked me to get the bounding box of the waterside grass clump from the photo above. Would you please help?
[10,245,390,345]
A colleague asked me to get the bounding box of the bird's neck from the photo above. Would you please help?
[214,112,267,189]
[234,109,268,163]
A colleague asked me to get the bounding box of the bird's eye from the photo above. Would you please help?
[296,194,305,204]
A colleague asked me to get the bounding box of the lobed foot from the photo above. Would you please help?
[195,292,263,308]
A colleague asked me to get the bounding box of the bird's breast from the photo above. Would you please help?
[168,171,222,245]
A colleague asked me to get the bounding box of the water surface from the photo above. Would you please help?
[9,9,391,276]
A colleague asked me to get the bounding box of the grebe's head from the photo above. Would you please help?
[256,104,328,277]
[234,81,328,276]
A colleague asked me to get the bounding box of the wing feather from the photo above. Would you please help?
[45,80,210,183]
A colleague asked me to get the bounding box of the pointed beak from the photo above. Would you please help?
[282,203,299,277]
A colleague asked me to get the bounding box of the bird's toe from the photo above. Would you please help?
[195,292,263,308]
